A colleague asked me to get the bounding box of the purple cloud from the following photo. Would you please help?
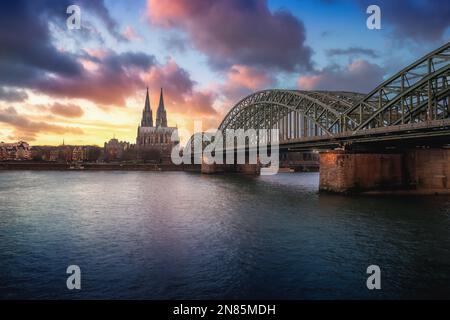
[0,87,28,102]
[0,106,84,141]
[358,0,450,42]
[297,60,385,94]
[148,0,313,71]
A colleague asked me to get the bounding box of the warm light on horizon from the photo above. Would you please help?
[1,88,222,147]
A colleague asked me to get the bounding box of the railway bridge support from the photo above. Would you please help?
[319,148,450,193]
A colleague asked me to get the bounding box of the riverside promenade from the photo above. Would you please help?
[0,162,201,172]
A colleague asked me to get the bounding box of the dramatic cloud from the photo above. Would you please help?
[0,1,83,87]
[220,65,276,103]
[226,65,274,90]
[79,0,128,42]
[326,47,379,59]
[49,103,84,118]
[3,0,441,145]
[0,87,28,102]
[41,0,127,42]
[147,0,313,71]
[144,59,193,102]
[143,59,217,116]
[182,91,218,117]
[10,44,216,119]
[0,107,84,141]
[0,0,129,90]
[0,0,220,143]
[358,0,450,42]
[35,51,156,106]
[297,60,385,93]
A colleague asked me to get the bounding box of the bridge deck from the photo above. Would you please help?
[282,118,450,150]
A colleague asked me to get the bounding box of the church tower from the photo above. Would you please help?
[136,86,177,156]
[155,88,167,127]
[141,88,153,127]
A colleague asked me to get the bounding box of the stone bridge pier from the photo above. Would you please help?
[319,148,450,194]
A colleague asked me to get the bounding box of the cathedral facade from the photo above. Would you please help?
[136,88,177,156]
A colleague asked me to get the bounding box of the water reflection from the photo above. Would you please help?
[0,171,449,299]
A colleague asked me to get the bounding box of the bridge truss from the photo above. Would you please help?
[217,42,450,145]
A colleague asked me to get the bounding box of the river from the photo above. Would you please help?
[1,171,450,299]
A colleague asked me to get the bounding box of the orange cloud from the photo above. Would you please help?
[214,64,276,112]
[147,0,198,27]
[226,65,273,90]
[50,103,84,118]
[297,74,322,91]
[86,48,109,59]
[0,107,84,141]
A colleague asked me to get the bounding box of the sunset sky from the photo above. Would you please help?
[0,0,449,146]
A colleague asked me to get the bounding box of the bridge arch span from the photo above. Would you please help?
[217,42,449,141]
[218,90,364,140]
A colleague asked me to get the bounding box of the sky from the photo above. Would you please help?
[0,0,449,146]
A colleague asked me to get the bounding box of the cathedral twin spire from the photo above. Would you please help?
[141,87,153,127]
[156,88,167,127]
[140,87,167,128]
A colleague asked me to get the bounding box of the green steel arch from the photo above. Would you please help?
[345,41,450,132]
[218,42,450,140]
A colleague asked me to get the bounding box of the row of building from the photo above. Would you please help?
[1,87,177,163]
[0,142,104,162]
[0,141,117,163]
[0,141,31,161]
[1,138,171,163]
[2,89,320,169]
[1,87,181,163]
[30,144,103,162]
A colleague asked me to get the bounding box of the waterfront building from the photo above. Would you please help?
[30,146,52,161]
[30,145,103,162]
[29,146,60,161]
[0,141,30,160]
[48,148,59,161]
[104,137,130,161]
[136,88,177,161]
[58,143,73,163]
[72,146,87,162]
[84,146,103,162]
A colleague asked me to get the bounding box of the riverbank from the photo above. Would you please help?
[0,162,318,173]
[0,161,201,172]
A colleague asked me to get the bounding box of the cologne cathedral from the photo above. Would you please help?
[136,88,177,156]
